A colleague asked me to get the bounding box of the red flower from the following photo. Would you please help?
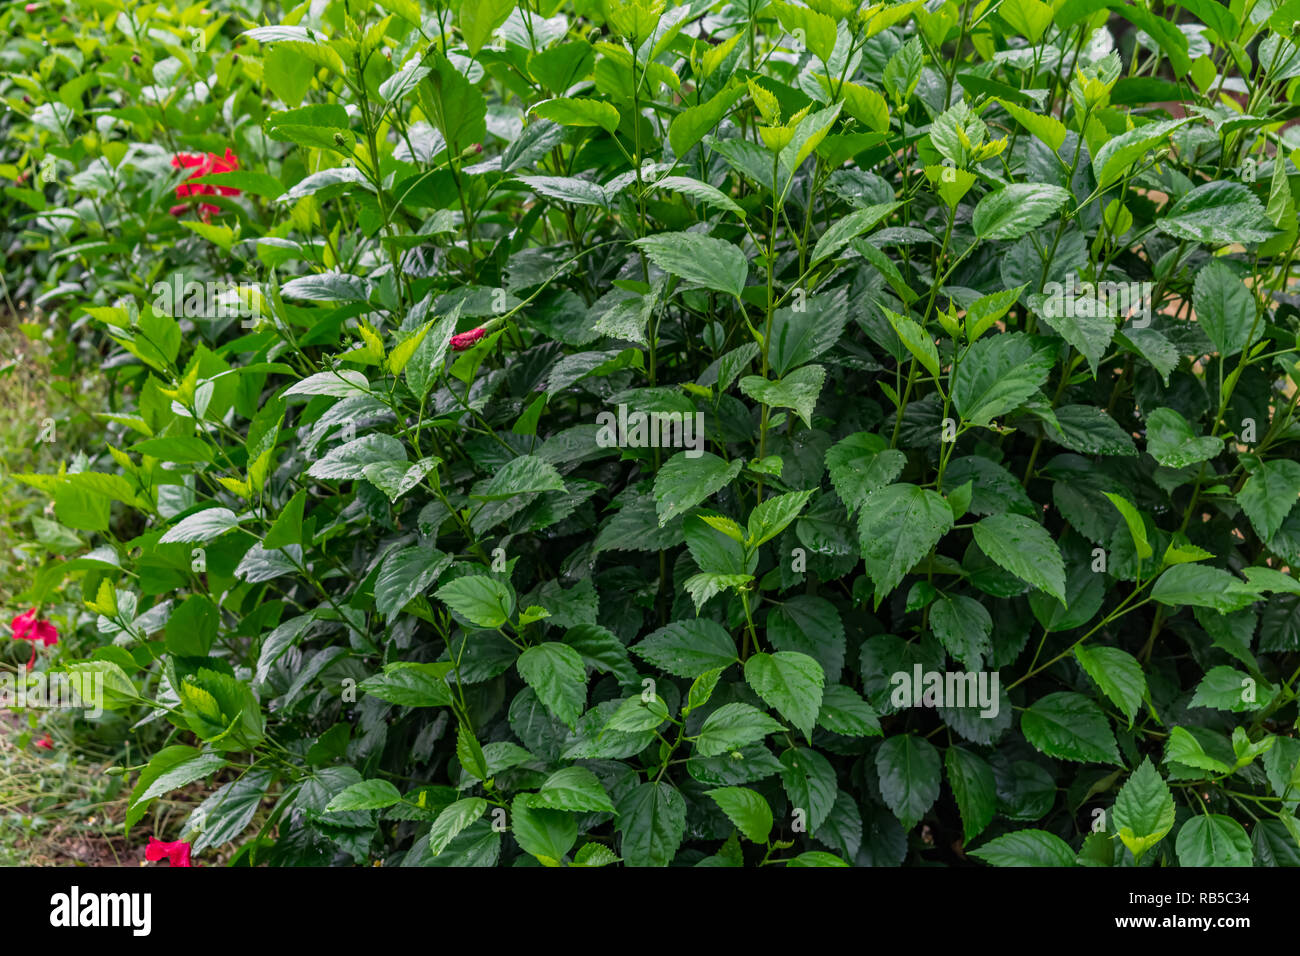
[11,609,58,670]
[34,734,53,750]
[450,327,486,351]
[145,837,193,867]
[169,149,240,218]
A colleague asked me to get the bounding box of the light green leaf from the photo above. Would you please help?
[743,651,825,739]
[707,786,773,843]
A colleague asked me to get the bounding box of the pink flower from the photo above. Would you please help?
[450,327,486,351]
[34,734,53,750]
[24,4,38,12]
[11,609,58,670]
[145,837,193,867]
[169,148,240,218]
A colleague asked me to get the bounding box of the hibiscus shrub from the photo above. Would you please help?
[5,0,1300,868]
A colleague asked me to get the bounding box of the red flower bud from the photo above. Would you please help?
[450,327,487,350]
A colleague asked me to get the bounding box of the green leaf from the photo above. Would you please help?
[816,684,882,737]
[131,436,213,463]
[1152,564,1257,612]
[616,782,686,867]
[859,483,953,606]
[952,333,1054,425]
[165,594,218,657]
[970,829,1076,866]
[930,594,993,669]
[1091,118,1188,189]
[435,575,514,628]
[744,651,825,740]
[1193,259,1257,358]
[632,619,738,678]
[768,292,850,375]
[307,434,407,481]
[652,176,746,218]
[971,513,1067,604]
[826,432,906,515]
[363,458,440,502]
[653,452,744,526]
[1175,814,1253,866]
[603,694,670,732]
[533,97,620,135]
[785,850,850,866]
[1029,291,1116,376]
[1113,758,1176,863]
[739,365,827,428]
[263,489,306,550]
[1237,460,1300,541]
[996,98,1066,152]
[424,54,488,151]
[1165,726,1232,775]
[875,734,941,831]
[695,702,786,757]
[1145,407,1223,469]
[429,798,488,856]
[1102,492,1152,560]
[1050,406,1137,457]
[510,796,578,864]
[1021,692,1120,764]
[668,85,746,157]
[779,747,838,833]
[945,746,997,843]
[746,489,814,547]
[460,0,516,55]
[1189,665,1272,713]
[1156,180,1278,245]
[526,766,616,812]
[136,751,226,803]
[810,202,898,266]
[358,662,454,707]
[187,769,273,853]
[158,507,241,544]
[516,642,587,729]
[375,546,453,620]
[475,454,566,500]
[326,779,402,812]
[707,786,774,843]
[633,232,748,299]
[972,184,1070,240]
[1074,645,1146,727]
[881,307,939,379]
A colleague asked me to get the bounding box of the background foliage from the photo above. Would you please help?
[3,0,1300,867]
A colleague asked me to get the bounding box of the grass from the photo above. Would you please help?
[0,310,171,865]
